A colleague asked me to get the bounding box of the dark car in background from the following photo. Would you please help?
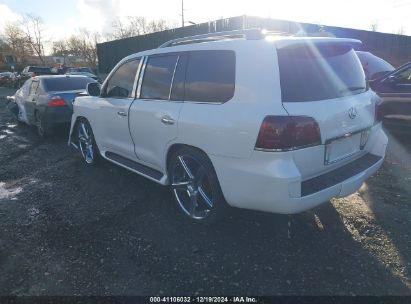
[356,51,395,80]
[357,51,411,131]
[370,62,411,130]
[8,75,96,136]
[65,71,102,83]
[66,67,94,74]
[18,66,54,87]
[0,72,14,86]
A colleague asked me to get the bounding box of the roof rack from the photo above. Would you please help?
[158,28,288,48]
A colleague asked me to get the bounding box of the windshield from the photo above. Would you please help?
[44,77,95,91]
[29,67,51,73]
[277,43,367,102]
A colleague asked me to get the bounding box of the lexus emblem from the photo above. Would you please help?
[348,107,358,119]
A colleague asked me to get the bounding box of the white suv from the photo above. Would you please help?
[69,29,388,223]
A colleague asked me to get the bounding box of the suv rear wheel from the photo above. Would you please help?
[168,147,228,224]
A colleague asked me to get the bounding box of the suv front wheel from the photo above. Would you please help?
[76,119,99,165]
[168,147,228,224]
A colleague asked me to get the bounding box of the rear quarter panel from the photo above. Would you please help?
[173,41,287,161]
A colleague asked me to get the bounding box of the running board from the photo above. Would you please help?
[105,151,163,181]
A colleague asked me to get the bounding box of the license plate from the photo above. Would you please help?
[325,133,362,165]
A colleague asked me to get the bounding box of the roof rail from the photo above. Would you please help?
[158,28,288,48]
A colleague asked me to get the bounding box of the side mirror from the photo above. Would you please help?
[87,82,101,97]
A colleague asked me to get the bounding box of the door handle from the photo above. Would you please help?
[117,111,127,117]
[161,115,175,125]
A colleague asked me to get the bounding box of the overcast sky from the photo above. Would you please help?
[1,0,410,43]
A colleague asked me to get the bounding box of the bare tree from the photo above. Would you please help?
[370,20,379,32]
[396,26,405,35]
[147,19,170,33]
[2,22,32,63]
[108,16,173,40]
[52,40,69,57]
[51,39,71,65]
[20,14,46,65]
[66,29,101,68]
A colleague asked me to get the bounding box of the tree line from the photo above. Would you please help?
[0,14,174,70]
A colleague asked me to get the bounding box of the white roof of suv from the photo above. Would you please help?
[121,29,362,62]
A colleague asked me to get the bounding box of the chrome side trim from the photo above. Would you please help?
[169,56,180,100]
[254,142,321,153]
[136,56,148,98]
[131,58,144,99]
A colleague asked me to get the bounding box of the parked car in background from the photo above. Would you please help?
[356,52,411,130]
[9,75,96,136]
[51,66,68,75]
[18,66,53,87]
[356,51,395,81]
[0,72,14,86]
[69,30,387,223]
[369,61,411,130]
[65,71,102,83]
[66,67,94,74]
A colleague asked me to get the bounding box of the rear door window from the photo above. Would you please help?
[140,54,179,100]
[278,44,367,102]
[184,50,235,103]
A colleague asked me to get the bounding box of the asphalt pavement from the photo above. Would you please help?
[0,87,410,295]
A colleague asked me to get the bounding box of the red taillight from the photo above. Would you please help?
[255,116,321,151]
[47,97,66,107]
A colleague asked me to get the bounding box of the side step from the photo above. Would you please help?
[105,151,163,181]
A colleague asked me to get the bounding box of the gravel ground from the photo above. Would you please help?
[0,87,410,296]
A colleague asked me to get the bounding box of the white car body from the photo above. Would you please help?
[69,33,388,214]
[12,79,31,124]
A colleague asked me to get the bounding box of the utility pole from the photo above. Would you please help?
[181,0,185,27]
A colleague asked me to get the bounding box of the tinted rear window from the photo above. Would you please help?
[184,50,235,103]
[29,67,51,73]
[44,77,95,91]
[278,44,367,102]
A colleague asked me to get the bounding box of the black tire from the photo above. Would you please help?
[76,118,100,166]
[168,146,229,224]
[35,111,52,138]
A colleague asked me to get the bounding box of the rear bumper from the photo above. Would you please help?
[41,106,73,127]
[210,123,388,214]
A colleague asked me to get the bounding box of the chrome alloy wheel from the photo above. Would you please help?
[77,121,94,164]
[171,155,214,220]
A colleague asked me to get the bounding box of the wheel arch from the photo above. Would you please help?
[165,143,212,173]
[69,115,102,155]
[165,144,226,200]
